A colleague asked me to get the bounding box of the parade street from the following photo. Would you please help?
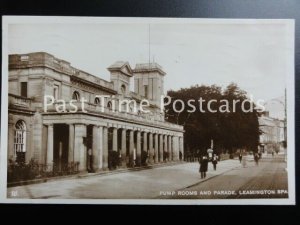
[167,154,288,199]
[7,154,288,199]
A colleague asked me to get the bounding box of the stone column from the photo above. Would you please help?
[179,136,184,160]
[176,137,183,162]
[172,136,179,161]
[68,124,74,163]
[129,130,134,167]
[136,130,141,166]
[154,133,158,163]
[164,135,168,162]
[92,125,101,171]
[143,132,148,152]
[149,133,154,164]
[159,134,163,162]
[47,124,54,166]
[102,126,108,169]
[8,123,15,161]
[74,124,87,171]
[98,126,103,170]
[112,127,118,152]
[168,135,172,161]
[121,128,127,167]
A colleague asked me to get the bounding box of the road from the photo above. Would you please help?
[7,154,288,199]
[167,154,288,199]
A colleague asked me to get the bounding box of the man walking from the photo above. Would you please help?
[254,153,259,166]
[199,155,209,179]
[239,153,243,163]
[212,154,218,170]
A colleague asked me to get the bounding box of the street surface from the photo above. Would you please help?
[7,154,288,199]
[168,154,288,199]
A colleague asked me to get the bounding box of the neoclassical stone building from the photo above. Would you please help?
[8,52,184,172]
[258,113,285,153]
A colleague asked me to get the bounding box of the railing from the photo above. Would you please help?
[8,93,32,109]
[74,70,114,90]
[7,161,80,183]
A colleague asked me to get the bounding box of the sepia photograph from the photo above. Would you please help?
[1,16,295,204]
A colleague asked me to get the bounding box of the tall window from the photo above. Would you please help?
[94,97,101,105]
[121,84,126,94]
[53,85,59,100]
[20,82,28,98]
[72,91,80,101]
[107,101,112,110]
[14,120,26,164]
[144,85,148,98]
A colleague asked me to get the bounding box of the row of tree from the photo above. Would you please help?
[165,83,261,156]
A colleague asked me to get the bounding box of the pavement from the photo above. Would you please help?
[167,154,288,199]
[7,158,241,199]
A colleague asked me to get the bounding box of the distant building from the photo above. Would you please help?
[7,52,184,172]
[258,111,285,153]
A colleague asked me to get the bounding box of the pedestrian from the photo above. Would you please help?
[212,154,218,170]
[179,151,183,161]
[242,155,247,168]
[118,150,122,167]
[254,153,259,166]
[239,153,243,163]
[199,155,209,179]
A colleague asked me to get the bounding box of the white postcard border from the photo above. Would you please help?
[1,16,295,205]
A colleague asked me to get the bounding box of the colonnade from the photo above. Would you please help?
[45,123,184,171]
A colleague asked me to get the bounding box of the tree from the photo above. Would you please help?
[165,83,260,156]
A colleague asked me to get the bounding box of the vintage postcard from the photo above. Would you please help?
[0,16,295,204]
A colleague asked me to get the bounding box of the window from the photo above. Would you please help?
[107,101,112,110]
[121,84,126,94]
[94,97,101,105]
[72,91,80,101]
[53,85,59,100]
[144,85,148,98]
[14,120,26,164]
[21,82,28,98]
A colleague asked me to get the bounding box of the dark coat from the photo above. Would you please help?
[199,157,208,172]
[212,155,218,164]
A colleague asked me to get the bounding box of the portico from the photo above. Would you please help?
[43,113,183,172]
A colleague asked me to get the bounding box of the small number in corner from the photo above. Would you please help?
[11,190,18,197]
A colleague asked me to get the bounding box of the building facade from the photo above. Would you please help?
[258,113,285,153]
[8,52,184,172]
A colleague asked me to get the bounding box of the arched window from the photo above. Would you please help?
[94,97,101,105]
[107,101,112,110]
[14,120,26,163]
[121,84,126,94]
[72,91,80,101]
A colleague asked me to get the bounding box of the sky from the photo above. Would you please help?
[7,19,290,106]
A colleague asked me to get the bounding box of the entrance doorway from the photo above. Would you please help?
[53,124,69,173]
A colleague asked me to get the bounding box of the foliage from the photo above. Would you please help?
[165,83,260,156]
[7,158,80,183]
